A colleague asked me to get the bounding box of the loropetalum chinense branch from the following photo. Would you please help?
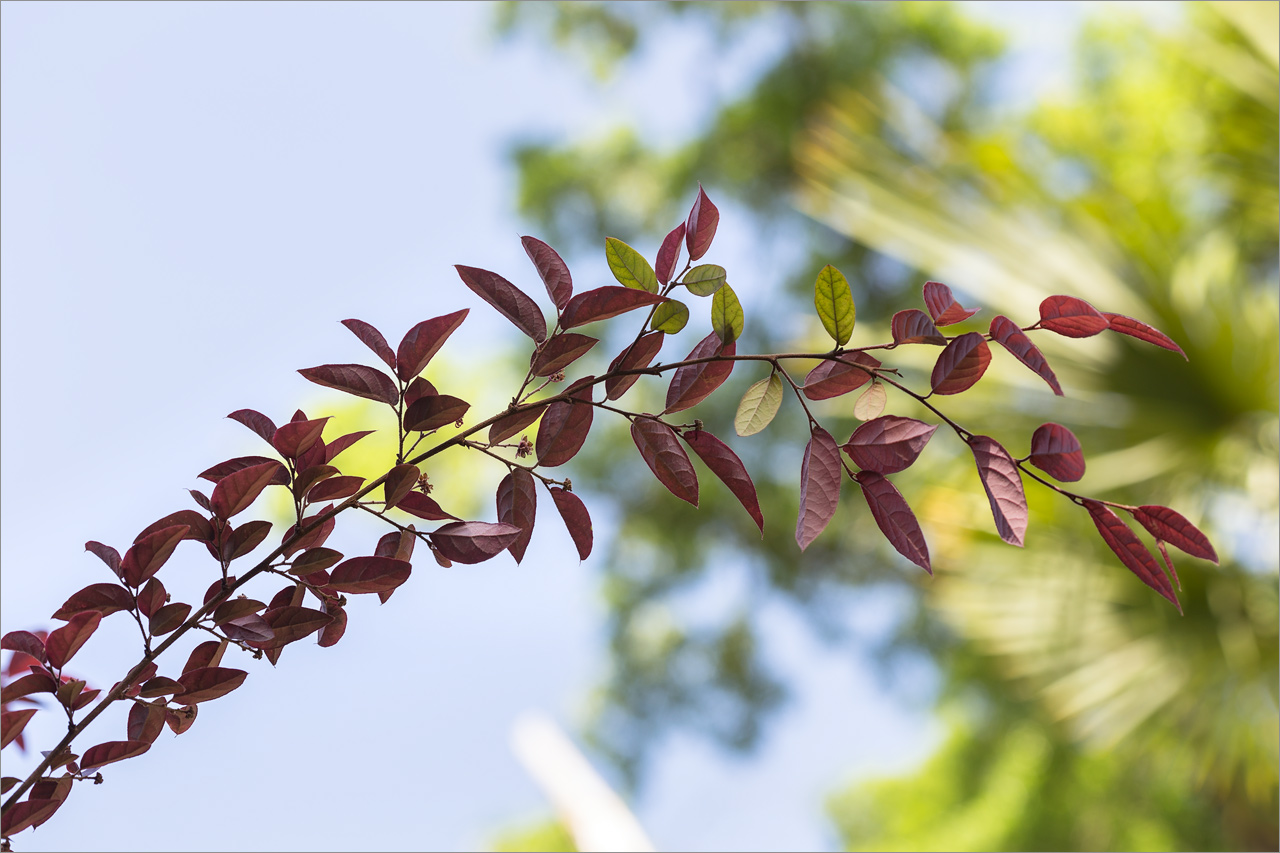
[0,185,1219,846]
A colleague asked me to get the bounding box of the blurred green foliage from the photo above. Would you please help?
[498,2,1277,849]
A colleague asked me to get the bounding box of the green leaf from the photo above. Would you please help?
[711,283,744,344]
[682,264,727,297]
[853,381,886,420]
[814,264,855,346]
[651,299,690,333]
[735,373,784,436]
[605,237,659,293]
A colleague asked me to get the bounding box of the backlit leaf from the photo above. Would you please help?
[682,429,764,535]
[1038,295,1108,338]
[396,491,460,521]
[1,630,46,663]
[199,456,291,486]
[1133,505,1218,563]
[930,333,991,395]
[802,352,880,400]
[651,299,690,333]
[605,332,665,401]
[136,676,185,698]
[734,374,784,437]
[221,614,273,645]
[855,471,931,573]
[325,430,374,464]
[254,606,334,648]
[136,509,214,544]
[127,702,166,745]
[1,709,37,749]
[496,469,537,563]
[843,416,938,475]
[121,524,190,586]
[891,309,947,345]
[80,740,151,772]
[532,333,598,377]
[1,672,57,704]
[404,395,470,432]
[853,382,887,420]
[430,521,523,564]
[922,281,979,326]
[318,605,348,648]
[684,184,719,261]
[560,286,666,329]
[814,265,855,346]
[605,237,659,293]
[523,236,573,309]
[175,667,249,703]
[148,602,191,636]
[51,584,134,621]
[328,556,412,595]
[211,461,284,521]
[681,264,727,297]
[288,548,344,576]
[212,598,267,625]
[84,541,122,576]
[226,519,272,561]
[664,332,735,414]
[383,464,421,510]
[536,387,593,467]
[1028,423,1085,482]
[989,315,1063,396]
[45,610,101,669]
[306,475,366,503]
[711,283,744,344]
[489,404,547,444]
[969,435,1028,546]
[228,409,277,444]
[455,265,547,342]
[396,309,470,380]
[1103,313,1187,359]
[1084,500,1181,611]
[796,426,841,551]
[341,318,397,371]
[298,364,398,405]
[549,487,593,560]
[630,419,699,506]
[2,799,63,837]
[655,223,685,285]
[272,417,329,460]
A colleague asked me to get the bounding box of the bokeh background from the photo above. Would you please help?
[2,2,1276,851]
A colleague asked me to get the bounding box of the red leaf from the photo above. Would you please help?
[122,524,190,587]
[51,584,134,621]
[228,408,277,444]
[560,286,666,329]
[631,419,699,507]
[664,332,735,414]
[1156,540,1181,591]
[1038,295,1108,338]
[989,315,1063,396]
[684,184,720,261]
[298,364,398,405]
[211,461,284,521]
[199,455,291,486]
[136,676,186,699]
[496,469,537,563]
[221,614,274,644]
[84,541,122,576]
[328,556,412,595]
[148,602,191,636]
[341,318,397,371]
[165,704,198,735]
[382,464,421,510]
[2,799,63,837]
[842,416,938,475]
[1103,313,1187,359]
[489,404,547,444]
[430,521,523,564]
[1084,500,1181,611]
[272,417,329,460]
[318,605,348,648]
[404,394,470,432]
[183,642,224,675]
[212,598,267,625]
[1,672,57,703]
[605,331,665,401]
[1028,423,1085,482]
[1133,505,1218,563]
[281,507,335,556]
[306,475,366,503]
[854,471,931,573]
[802,352,880,400]
[325,430,374,463]
[796,426,842,551]
[175,666,248,703]
[930,333,991,395]
[396,490,460,521]
[80,740,151,771]
[548,487,593,560]
[655,222,686,285]
[189,489,213,512]
[45,611,101,669]
[127,702,166,745]
[455,264,547,342]
[376,529,416,562]
[254,607,334,648]
[536,395,593,468]
[522,236,573,310]
[682,429,764,535]
[891,309,946,345]
[922,281,980,326]
[969,436,1028,546]
[1,709,37,748]
[532,333,599,377]
[1,631,46,663]
[396,309,470,380]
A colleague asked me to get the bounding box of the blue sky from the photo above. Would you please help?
[1,2,1165,850]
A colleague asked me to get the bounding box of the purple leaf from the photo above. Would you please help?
[684,184,720,261]
[682,429,764,535]
[969,435,1027,546]
[655,222,686,285]
[630,419,699,506]
[560,286,666,329]
[272,417,329,460]
[535,389,593,468]
[396,309,470,381]
[605,331,665,401]
[796,426,841,551]
[523,236,573,310]
[121,524,190,587]
[397,491,460,521]
[842,416,938,475]
[382,464,421,510]
[328,556,412,595]
[1084,500,1181,611]
[430,521,523,564]
[228,409,277,445]
[1103,313,1187,359]
[664,332,735,414]
[199,456,291,486]
[325,430,374,464]
[45,611,102,669]
[298,364,398,405]
[489,404,547,444]
[922,281,979,326]
[1039,295,1109,338]
[989,315,1063,396]
[930,333,991,395]
[854,471,931,573]
[802,352,880,400]
[1133,505,1218,563]
[404,394,470,432]
[1028,423,1085,482]
[531,333,599,377]
[211,461,284,520]
[341,319,397,371]
[891,309,946,345]
[548,487,592,560]
[496,469,537,563]
[455,265,547,342]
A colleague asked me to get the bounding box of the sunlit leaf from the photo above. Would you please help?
[1084,500,1181,611]
[665,332,735,413]
[655,222,686,286]
[605,236,659,293]
[532,333,598,377]
[1103,312,1188,359]
[802,352,880,400]
[969,435,1027,547]
[734,373,784,437]
[605,331,665,401]
[989,315,1063,396]
[814,264,855,346]
[522,236,573,309]
[853,382,887,420]
[1028,423,1085,482]
[455,264,547,342]
[341,318,397,371]
[890,309,946,345]
[685,184,719,261]
[681,264,727,296]
[651,299,690,333]
[930,333,991,395]
[1038,295,1109,338]
[842,416,938,475]
[298,364,398,406]
[396,309,470,381]
[796,425,841,551]
[1133,505,1218,563]
[711,283,744,344]
[560,286,666,328]
[922,281,979,326]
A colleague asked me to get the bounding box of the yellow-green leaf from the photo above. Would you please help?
[605,237,659,293]
[682,264,727,297]
[651,299,690,333]
[712,283,744,344]
[853,381,886,420]
[814,264,855,346]
[735,373,784,436]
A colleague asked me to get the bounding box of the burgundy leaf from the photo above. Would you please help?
[396,309,470,380]
[536,395,593,468]
[306,475,365,503]
[221,614,274,644]
[223,520,272,561]
[496,469,538,563]
[989,315,1063,396]
[289,547,343,576]
[430,521,523,564]
[922,281,980,326]
[1,709,37,749]
[136,510,213,544]
[655,222,686,285]
[1,672,57,704]
[843,416,938,475]
[211,461,284,520]
[137,676,186,699]
[684,184,720,261]
[796,426,842,551]
[84,541,122,576]
[489,404,547,444]
[1103,313,1187,359]
[174,666,249,703]
[1038,295,1109,338]
[891,309,947,345]
[135,578,166,618]
[328,556,412,595]
[318,605,348,648]
[341,318,397,370]
[165,704,198,735]
[455,264,547,342]
[148,602,191,636]
[396,490,460,521]
[298,364,398,405]
[605,331,665,401]
[260,606,335,648]
[404,376,438,407]
[404,395,470,432]
[522,236,573,310]
[375,529,416,563]
[272,417,329,460]
[2,799,63,837]
[383,464,421,510]
[1028,423,1085,482]
[630,419,699,507]
[189,489,213,512]
[281,509,336,556]
[183,642,224,675]
[969,435,1028,546]
[682,429,764,535]
[325,430,374,463]
[930,333,991,395]
[1,631,47,663]
[854,471,931,573]
[121,524,189,587]
[51,584,134,621]
[560,286,666,329]
[212,598,267,625]
[664,332,735,414]
[1133,505,1218,563]
[228,409,277,444]
[1084,500,1181,611]
[802,352,881,400]
[127,702,166,745]
[1156,540,1181,591]
[548,487,592,560]
[199,456,291,486]
[532,333,599,377]
[44,611,102,670]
